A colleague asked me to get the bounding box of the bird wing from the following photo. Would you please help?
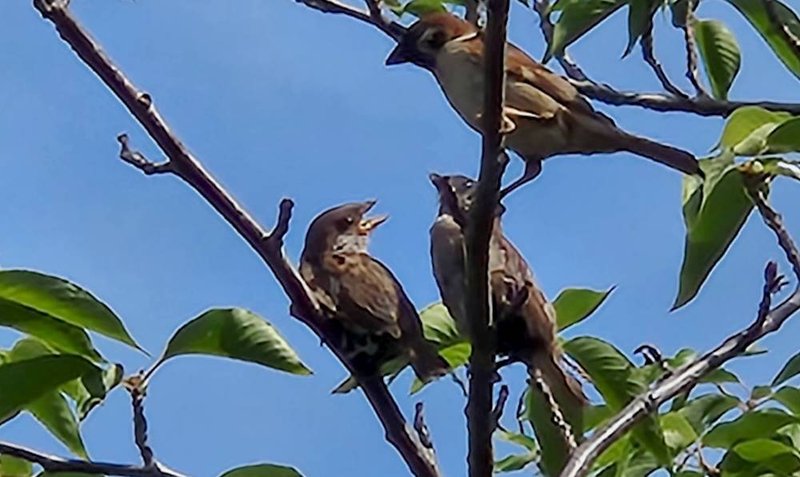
[337,254,403,337]
[430,215,469,337]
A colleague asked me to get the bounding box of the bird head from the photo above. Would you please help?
[429,173,476,221]
[385,13,476,70]
[302,201,388,261]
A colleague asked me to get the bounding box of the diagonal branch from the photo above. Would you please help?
[0,442,186,477]
[296,0,405,40]
[681,0,710,97]
[560,190,800,477]
[464,0,510,476]
[33,1,439,476]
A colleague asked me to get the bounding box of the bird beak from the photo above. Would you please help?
[358,214,389,235]
[429,172,446,190]
[385,42,412,66]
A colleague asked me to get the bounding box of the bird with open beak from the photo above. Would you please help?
[387,13,701,196]
[300,201,449,382]
[429,174,586,418]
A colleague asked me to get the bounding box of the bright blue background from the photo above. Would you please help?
[2,1,800,475]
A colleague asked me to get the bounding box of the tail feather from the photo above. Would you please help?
[622,134,701,177]
[409,341,449,383]
[527,349,586,429]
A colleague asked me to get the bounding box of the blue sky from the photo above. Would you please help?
[2,1,800,476]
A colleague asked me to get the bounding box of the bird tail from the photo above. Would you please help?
[620,133,702,177]
[409,341,449,383]
[526,348,587,421]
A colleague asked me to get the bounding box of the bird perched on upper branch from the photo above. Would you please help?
[300,201,448,382]
[429,173,585,412]
[386,13,701,195]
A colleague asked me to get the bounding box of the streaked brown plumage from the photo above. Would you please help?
[388,14,701,195]
[429,174,585,409]
[300,201,448,382]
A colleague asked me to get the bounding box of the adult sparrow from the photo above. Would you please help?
[300,201,448,382]
[387,14,701,196]
[429,174,585,409]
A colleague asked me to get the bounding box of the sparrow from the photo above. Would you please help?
[429,173,585,409]
[387,13,702,196]
[300,201,448,382]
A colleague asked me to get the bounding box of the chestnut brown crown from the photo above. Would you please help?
[385,13,476,69]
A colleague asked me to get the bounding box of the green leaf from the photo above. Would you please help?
[410,342,469,394]
[9,338,123,422]
[678,394,740,433]
[751,385,773,400]
[0,297,103,363]
[734,438,799,462]
[0,456,33,477]
[564,337,671,465]
[37,474,99,477]
[0,270,143,353]
[766,117,800,153]
[674,160,756,309]
[625,0,660,56]
[546,0,626,61]
[702,367,741,384]
[419,302,463,346]
[402,0,447,16]
[219,464,304,477]
[773,351,800,386]
[27,392,87,458]
[553,287,614,330]
[726,0,800,81]
[583,404,612,433]
[693,19,741,100]
[496,429,538,450]
[157,308,311,376]
[0,355,96,421]
[661,412,698,451]
[773,386,800,414]
[495,452,537,472]
[719,107,793,155]
[704,409,797,448]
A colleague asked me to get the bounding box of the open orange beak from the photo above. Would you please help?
[358,214,389,235]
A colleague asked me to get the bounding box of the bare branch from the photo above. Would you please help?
[34,2,439,476]
[296,0,406,40]
[681,0,710,97]
[492,384,511,429]
[0,442,186,477]
[560,191,800,477]
[414,402,435,450]
[126,379,155,468]
[764,0,800,63]
[640,24,689,98]
[532,0,589,81]
[464,0,510,475]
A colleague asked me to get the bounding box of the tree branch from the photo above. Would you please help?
[464,0,510,475]
[532,0,589,81]
[33,1,439,476]
[640,23,688,98]
[296,0,406,40]
[0,442,186,477]
[681,0,710,97]
[560,191,800,477]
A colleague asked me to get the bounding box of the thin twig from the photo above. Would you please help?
[0,442,185,477]
[640,23,688,98]
[682,0,710,97]
[764,0,800,62]
[464,0,510,475]
[560,193,800,477]
[492,384,511,430]
[532,0,589,81]
[296,0,405,40]
[33,2,439,476]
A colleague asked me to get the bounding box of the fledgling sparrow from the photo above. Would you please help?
[300,201,448,382]
[387,14,701,195]
[429,174,585,412]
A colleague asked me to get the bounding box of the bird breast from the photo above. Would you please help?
[434,42,485,132]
